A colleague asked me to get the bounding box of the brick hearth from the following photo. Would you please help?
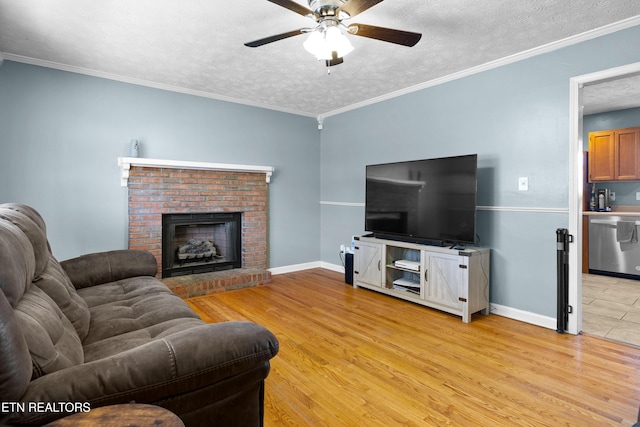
[126,166,269,284]
[162,268,271,298]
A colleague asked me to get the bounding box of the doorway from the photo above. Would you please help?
[568,62,640,336]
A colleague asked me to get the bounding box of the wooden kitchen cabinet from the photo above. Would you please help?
[615,127,640,180]
[588,127,640,182]
[588,130,615,181]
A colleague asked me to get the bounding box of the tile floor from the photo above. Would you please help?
[582,273,640,347]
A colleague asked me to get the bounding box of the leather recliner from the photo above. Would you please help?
[0,203,279,426]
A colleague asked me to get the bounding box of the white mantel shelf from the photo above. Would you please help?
[118,157,275,187]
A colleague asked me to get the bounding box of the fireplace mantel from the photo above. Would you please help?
[118,157,275,187]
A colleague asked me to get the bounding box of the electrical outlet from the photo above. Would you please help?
[340,244,346,253]
[518,177,528,191]
[610,192,615,201]
[636,192,640,201]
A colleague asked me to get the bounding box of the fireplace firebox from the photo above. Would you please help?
[162,212,242,278]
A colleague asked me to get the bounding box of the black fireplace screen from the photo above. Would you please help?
[161,212,242,277]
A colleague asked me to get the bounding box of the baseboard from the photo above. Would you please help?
[268,261,322,275]
[490,303,557,330]
[269,261,345,275]
[319,262,345,273]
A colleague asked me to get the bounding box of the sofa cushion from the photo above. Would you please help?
[14,285,84,379]
[78,276,202,347]
[0,204,49,279]
[0,225,33,401]
[83,317,205,362]
[62,250,158,289]
[0,220,35,306]
[79,276,204,362]
[0,203,48,234]
[76,275,174,309]
[0,209,84,381]
[33,256,91,340]
[0,204,91,341]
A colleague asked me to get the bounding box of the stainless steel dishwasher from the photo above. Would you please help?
[589,215,640,278]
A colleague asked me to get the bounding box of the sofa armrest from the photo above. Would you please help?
[61,250,158,289]
[12,321,279,425]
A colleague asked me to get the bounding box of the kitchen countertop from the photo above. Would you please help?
[583,206,640,217]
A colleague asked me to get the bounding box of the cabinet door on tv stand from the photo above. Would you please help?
[424,252,465,311]
[354,241,383,288]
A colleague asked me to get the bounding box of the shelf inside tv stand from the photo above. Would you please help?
[353,236,490,323]
[387,264,420,273]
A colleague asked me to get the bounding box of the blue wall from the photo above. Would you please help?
[0,62,321,266]
[319,25,640,317]
[584,107,640,206]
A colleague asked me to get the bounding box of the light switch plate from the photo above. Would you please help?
[518,177,528,191]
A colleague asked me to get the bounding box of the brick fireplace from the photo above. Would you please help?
[120,157,274,296]
[161,211,242,277]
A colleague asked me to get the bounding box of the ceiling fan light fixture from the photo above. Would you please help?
[303,25,353,61]
[244,0,422,67]
[326,26,353,56]
[303,30,328,59]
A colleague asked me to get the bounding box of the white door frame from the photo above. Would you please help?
[568,61,640,334]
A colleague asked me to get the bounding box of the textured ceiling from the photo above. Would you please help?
[1,0,640,117]
[583,74,640,115]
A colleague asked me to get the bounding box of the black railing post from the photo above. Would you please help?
[556,228,571,333]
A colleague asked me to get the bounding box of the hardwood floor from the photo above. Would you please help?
[187,268,640,426]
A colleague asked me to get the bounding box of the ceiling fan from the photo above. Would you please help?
[244,0,422,67]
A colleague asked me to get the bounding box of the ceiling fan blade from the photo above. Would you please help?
[268,0,315,17]
[338,0,384,18]
[347,23,422,47]
[244,29,305,48]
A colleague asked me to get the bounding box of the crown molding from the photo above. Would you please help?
[0,53,317,118]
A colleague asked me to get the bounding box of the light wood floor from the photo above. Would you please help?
[187,268,640,426]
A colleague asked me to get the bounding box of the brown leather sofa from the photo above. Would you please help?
[0,203,279,426]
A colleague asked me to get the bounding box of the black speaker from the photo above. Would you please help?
[345,252,353,285]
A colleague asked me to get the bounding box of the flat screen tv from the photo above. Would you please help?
[365,154,478,245]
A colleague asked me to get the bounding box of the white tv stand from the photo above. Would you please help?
[353,235,490,323]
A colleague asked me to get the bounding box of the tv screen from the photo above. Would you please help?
[365,154,478,245]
